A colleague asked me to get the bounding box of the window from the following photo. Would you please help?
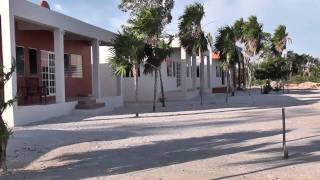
[29,49,37,75]
[41,51,55,96]
[16,47,24,76]
[70,54,83,78]
[197,65,200,78]
[64,54,70,76]
[186,65,190,78]
[125,67,140,78]
[177,63,181,87]
[216,66,219,77]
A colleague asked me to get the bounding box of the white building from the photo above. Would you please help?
[122,39,227,102]
[0,0,123,127]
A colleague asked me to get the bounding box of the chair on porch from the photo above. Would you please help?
[18,77,47,105]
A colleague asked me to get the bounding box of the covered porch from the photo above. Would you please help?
[0,0,122,127]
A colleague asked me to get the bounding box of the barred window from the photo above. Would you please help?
[16,47,25,76]
[216,66,219,77]
[197,65,200,78]
[64,54,70,77]
[125,67,140,77]
[70,54,83,78]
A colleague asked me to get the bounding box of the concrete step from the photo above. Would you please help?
[78,99,97,105]
[75,102,105,110]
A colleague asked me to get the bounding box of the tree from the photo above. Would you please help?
[214,26,237,103]
[121,0,174,111]
[109,31,146,117]
[178,3,208,105]
[254,56,289,92]
[0,60,16,174]
[119,0,174,25]
[144,40,173,111]
[234,16,264,92]
[272,25,291,57]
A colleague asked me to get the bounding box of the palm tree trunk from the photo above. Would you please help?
[159,68,165,107]
[133,65,139,117]
[232,64,236,96]
[238,61,241,88]
[199,48,204,105]
[153,69,158,112]
[226,68,230,103]
[0,117,8,174]
[242,58,246,88]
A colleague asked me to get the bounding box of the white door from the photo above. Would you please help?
[41,51,56,96]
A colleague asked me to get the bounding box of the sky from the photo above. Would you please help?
[29,0,320,58]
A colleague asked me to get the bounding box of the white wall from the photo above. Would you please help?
[211,60,226,88]
[122,47,229,102]
[123,48,184,102]
[99,46,121,97]
[14,102,77,126]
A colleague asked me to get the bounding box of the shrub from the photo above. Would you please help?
[0,59,16,174]
[262,81,273,94]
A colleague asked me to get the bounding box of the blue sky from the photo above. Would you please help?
[29,0,320,57]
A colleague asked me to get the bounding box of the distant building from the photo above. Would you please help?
[122,38,227,102]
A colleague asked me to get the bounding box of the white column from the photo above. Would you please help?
[54,28,65,103]
[191,54,197,90]
[181,59,187,97]
[207,55,211,89]
[92,39,101,98]
[1,0,17,127]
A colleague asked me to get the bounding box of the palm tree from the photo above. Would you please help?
[128,6,174,110]
[272,25,292,57]
[214,26,237,103]
[233,18,246,88]
[178,3,208,105]
[271,25,292,92]
[144,40,173,112]
[238,16,264,92]
[109,31,146,117]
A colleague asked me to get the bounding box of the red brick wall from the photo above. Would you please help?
[212,87,228,93]
[14,29,92,100]
[64,40,92,99]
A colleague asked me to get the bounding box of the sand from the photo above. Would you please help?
[2,89,320,180]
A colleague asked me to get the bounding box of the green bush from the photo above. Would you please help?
[262,81,273,94]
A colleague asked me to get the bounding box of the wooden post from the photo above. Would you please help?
[282,108,289,159]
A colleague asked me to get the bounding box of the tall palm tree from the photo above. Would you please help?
[109,31,146,117]
[178,3,208,105]
[272,25,292,57]
[272,25,291,92]
[238,16,264,91]
[128,6,174,110]
[233,18,246,88]
[144,40,173,112]
[214,26,237,103]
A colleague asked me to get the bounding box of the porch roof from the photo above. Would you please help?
[7,0,116,46]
